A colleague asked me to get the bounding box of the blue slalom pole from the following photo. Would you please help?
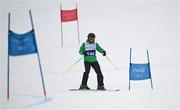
[147,50,153,89]
[29,10,34,30]
[7,12,10,100]
[29,10,47,97]
[129,48,132,90]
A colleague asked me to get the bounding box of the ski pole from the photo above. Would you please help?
[105,56,119,70]
[62,56,83,75]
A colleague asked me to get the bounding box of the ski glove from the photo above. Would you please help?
[83,51,88,56]
[102,51,106,56]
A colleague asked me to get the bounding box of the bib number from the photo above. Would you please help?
[86,50,96,56]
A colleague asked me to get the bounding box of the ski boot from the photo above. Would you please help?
[79,85,90,90]
[97,85,106,90]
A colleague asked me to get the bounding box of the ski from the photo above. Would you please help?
[69,89,120,92]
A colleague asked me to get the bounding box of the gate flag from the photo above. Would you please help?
[130,64,151,80]
[129,48,153,90]
[61,9,78,22]
[8,30,37,56]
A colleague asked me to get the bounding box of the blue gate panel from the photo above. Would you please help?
[8,30,37,56]
[130,63,151,80]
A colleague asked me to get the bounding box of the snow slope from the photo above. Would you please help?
[0,0,179,110]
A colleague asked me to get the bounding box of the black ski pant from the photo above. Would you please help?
[81,61,104,86]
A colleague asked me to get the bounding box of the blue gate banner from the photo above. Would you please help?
[130,63,151,80]
[9,30,37,56]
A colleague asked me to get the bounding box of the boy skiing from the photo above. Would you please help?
[79,33,106,90]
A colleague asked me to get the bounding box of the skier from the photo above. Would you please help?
[79,33,106,90]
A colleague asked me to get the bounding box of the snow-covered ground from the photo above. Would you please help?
[0,0,179,110]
